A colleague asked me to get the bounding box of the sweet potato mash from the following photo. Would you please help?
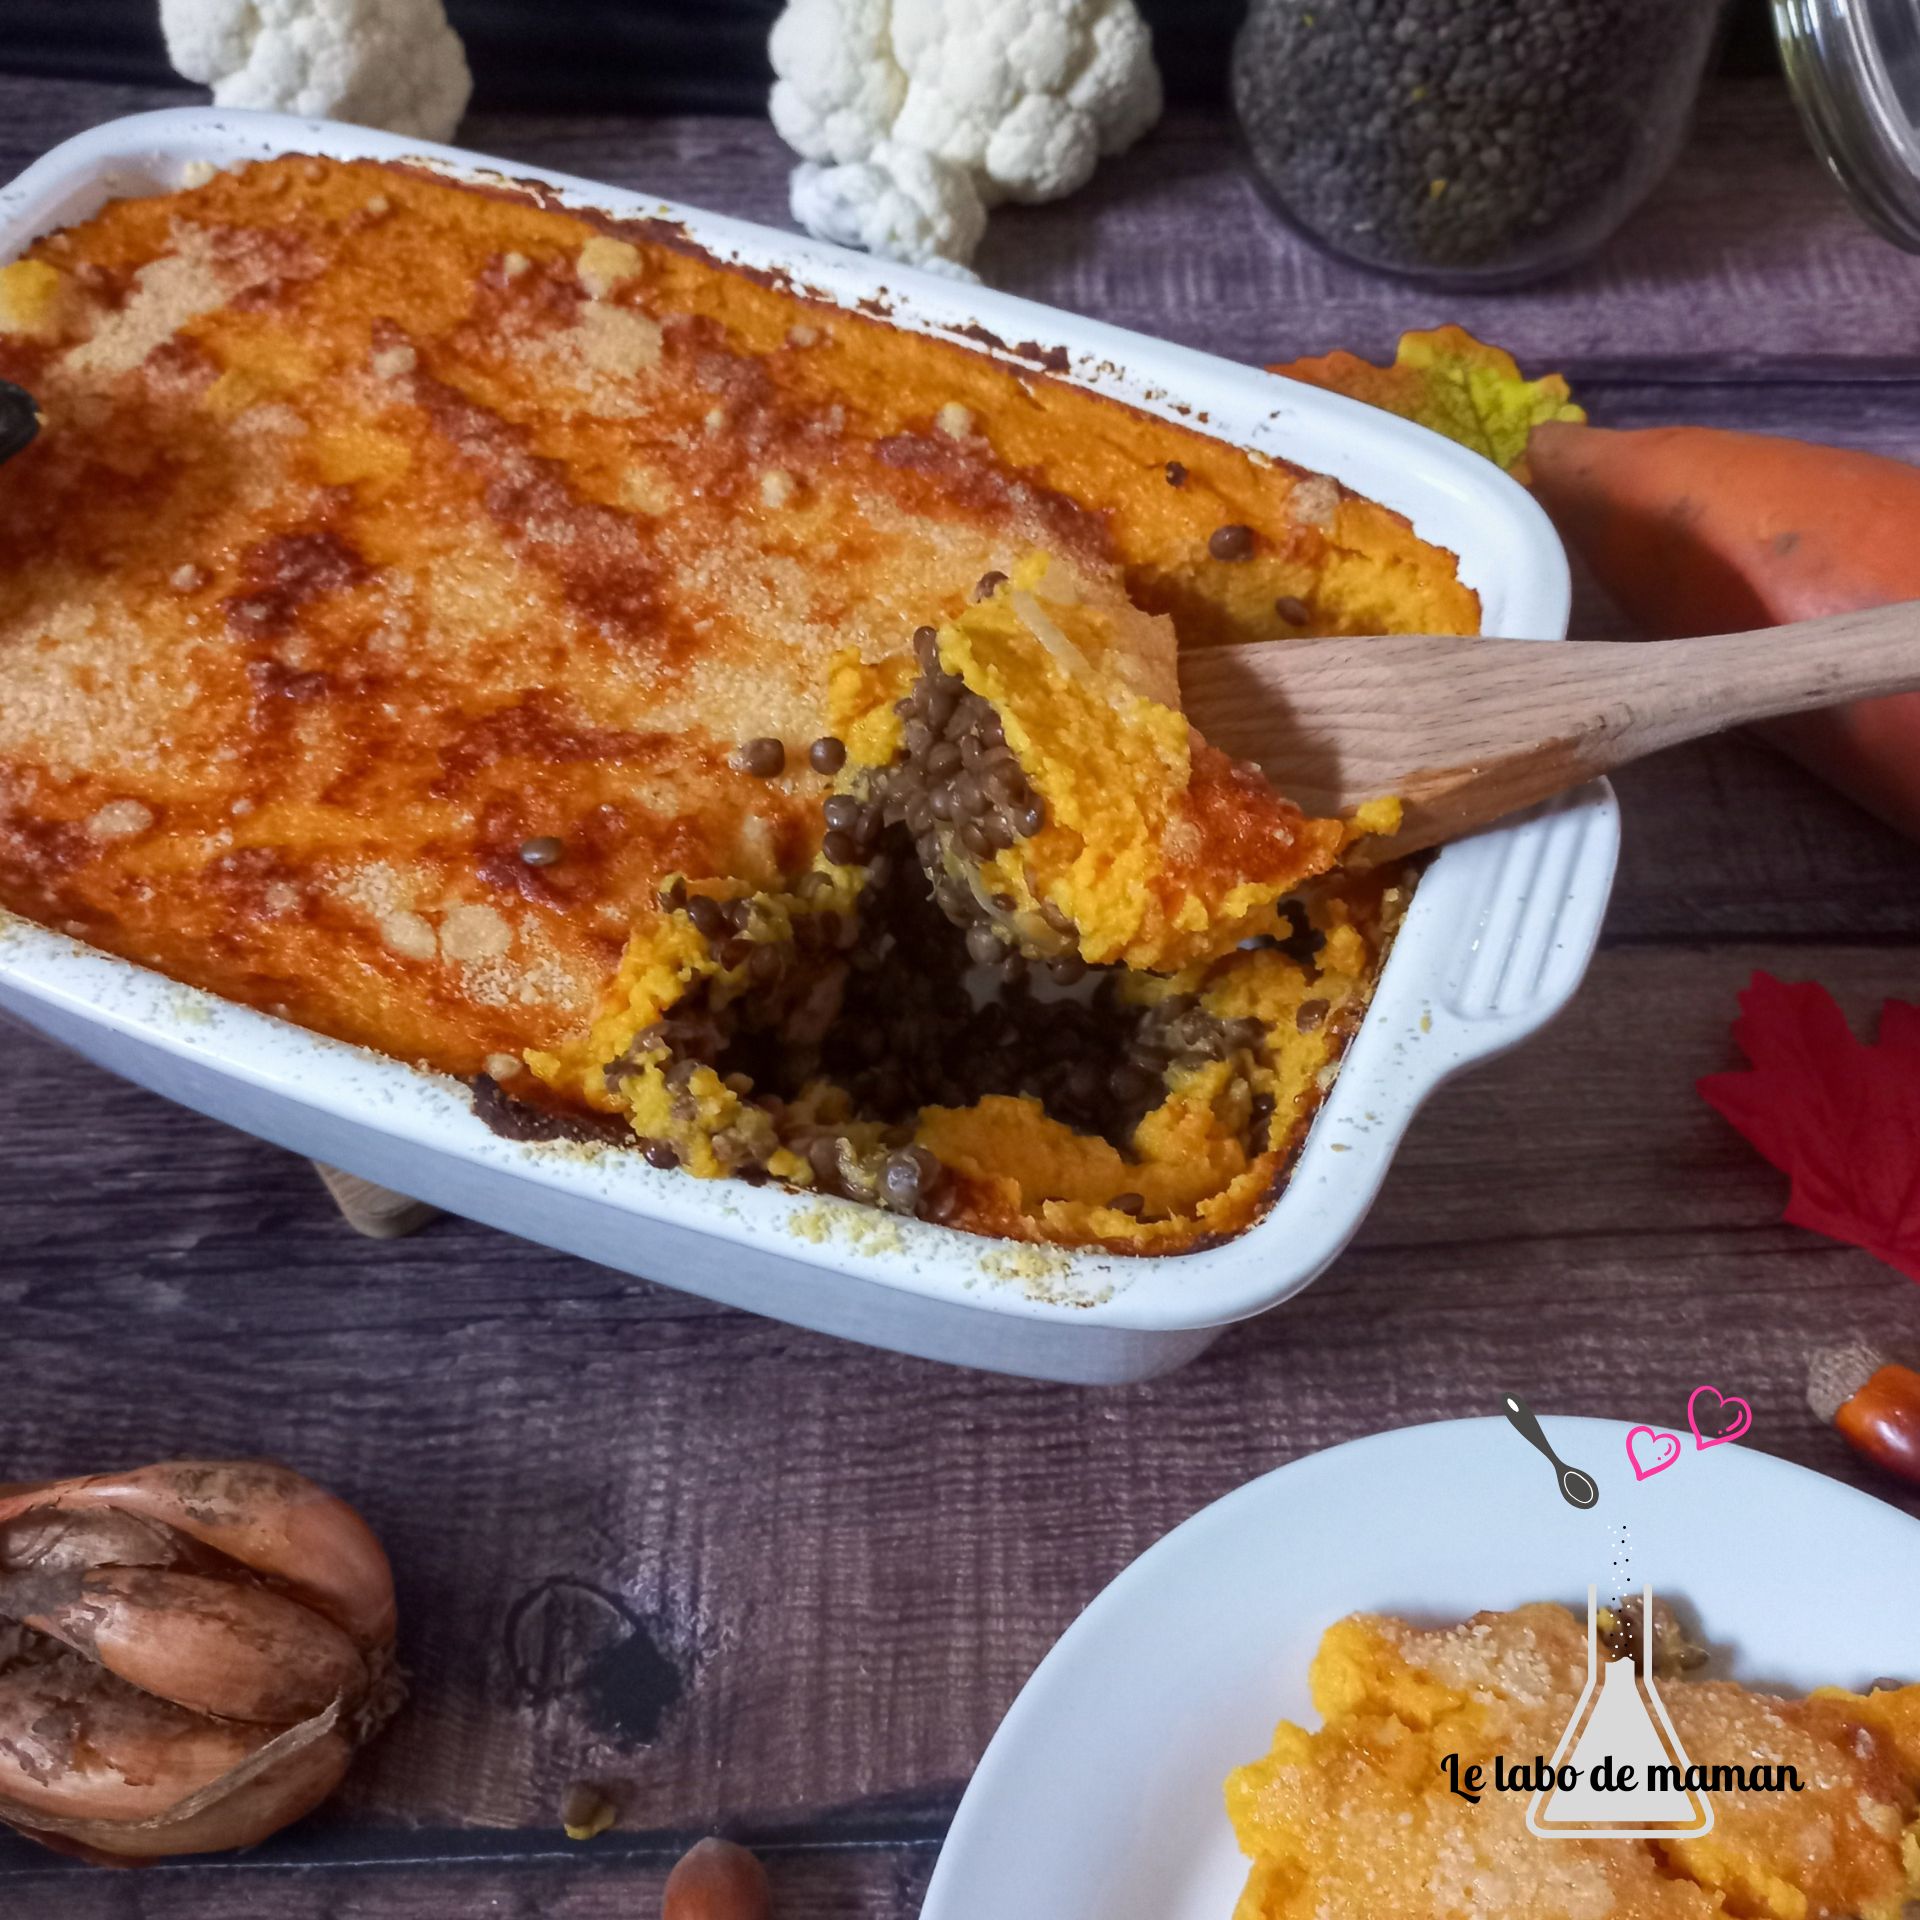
[0,154,1472,1251]
[1227,1605,1920,1920]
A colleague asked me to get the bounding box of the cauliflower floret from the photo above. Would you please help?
[891,0,1160,205]
[160,0,472,143]
[1067,0,1163,156]
[770,0,908,166]
[768,0,1160,264]
[791,141,986,276]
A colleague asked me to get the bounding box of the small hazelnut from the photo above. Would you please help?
[663,1837,772,1920]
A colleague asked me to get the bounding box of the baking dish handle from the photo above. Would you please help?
[1432,781,1621,1035]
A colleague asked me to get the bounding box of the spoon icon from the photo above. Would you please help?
[1501,1394,1599,1509]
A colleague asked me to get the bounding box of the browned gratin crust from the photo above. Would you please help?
[0,155,1474,1251]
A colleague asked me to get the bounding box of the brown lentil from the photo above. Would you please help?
[569,659,1316,1221]
[734,736,786,776]
[965,923,1004,966]
[1209,522,1256,561]
[973,569,1008,600]
[1164,460,1187,486]
[880,1145,939,1210]
[518,834,565,867]
[1274,594,1311,625]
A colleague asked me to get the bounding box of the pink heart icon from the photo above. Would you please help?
[1688,1383,1753,1449]
[1626,1426,1682,1480]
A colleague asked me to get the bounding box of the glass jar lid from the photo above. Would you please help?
[1774,0,1920,249]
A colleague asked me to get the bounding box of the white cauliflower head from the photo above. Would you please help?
[770,0,907,166]
[790,141,986,277]
[768,0,1160,264]
[890,0,1160,205]
[161,0,473,144]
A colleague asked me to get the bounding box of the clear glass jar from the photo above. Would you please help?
[1774,0,1920,251]
[1231,0,1728,287]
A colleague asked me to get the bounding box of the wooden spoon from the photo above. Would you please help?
[1178,600,1920,866]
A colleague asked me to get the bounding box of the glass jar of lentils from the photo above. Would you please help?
[1232,0,1727,286]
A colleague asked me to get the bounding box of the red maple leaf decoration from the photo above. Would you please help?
[1699,973,1920,1282]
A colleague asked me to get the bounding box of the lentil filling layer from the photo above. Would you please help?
[602,830,1282,1218]
[526,562,1412,1254]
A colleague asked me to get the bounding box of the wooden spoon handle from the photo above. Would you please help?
[1573,600,1920,749]
[1180,600,1920,860]
[311,1163,440,1239]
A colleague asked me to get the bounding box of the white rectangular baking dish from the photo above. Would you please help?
[0,108,1617,1385]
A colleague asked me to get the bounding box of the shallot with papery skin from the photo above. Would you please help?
[0,1460,401,1864]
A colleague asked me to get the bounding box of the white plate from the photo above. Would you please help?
[922,1415,1920,1918]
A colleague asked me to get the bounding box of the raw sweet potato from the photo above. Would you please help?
[1527,420,1920,841]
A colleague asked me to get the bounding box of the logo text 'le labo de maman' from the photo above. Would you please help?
[1440,1752,1807,1802]
[1444,1589,1805,1840]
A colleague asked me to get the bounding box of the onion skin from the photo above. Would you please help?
[0,1642,275,1823]
[0,1459,398,1865]
[2,1567,368,1724]
[0,1461,396,1646]
[7,1731,353,1863]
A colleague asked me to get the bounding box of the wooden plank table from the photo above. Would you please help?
[3,75,1919,1918]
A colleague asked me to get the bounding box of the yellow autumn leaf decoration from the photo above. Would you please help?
[1267,324,1584,480]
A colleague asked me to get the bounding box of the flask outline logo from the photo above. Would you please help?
[1527,1586,1715,1840]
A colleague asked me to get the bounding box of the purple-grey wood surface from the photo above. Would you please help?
[3,76,1920,1920]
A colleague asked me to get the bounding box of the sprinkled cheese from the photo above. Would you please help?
[380,910,438,961]
[440,902,513,962]
[87,799,155,840]
[576,236,642,299]
[1292,475,1339,528]
[66,233,227,381]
